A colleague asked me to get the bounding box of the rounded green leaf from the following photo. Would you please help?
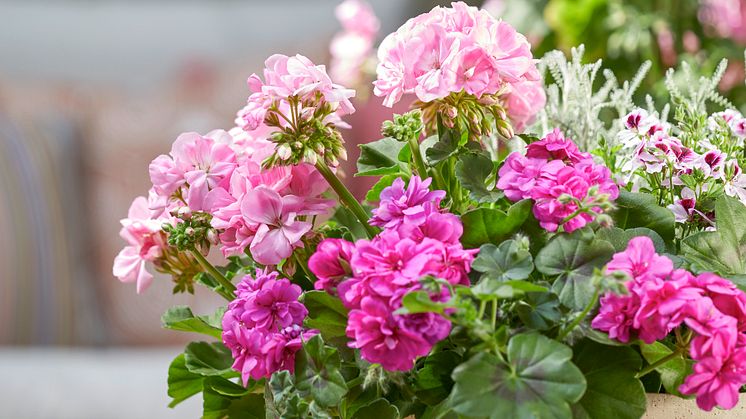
[450,333,586,419]
[535,228,615,310]
[571,340,646,419]
[460,200,532,248]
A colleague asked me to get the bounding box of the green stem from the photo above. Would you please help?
[557,286,601,341]
[408,135,429,179]
[490,300,498,330]
[190,249,236,300]
[635,349,685,379]
[315,160,377,239]
[478,300,487,319]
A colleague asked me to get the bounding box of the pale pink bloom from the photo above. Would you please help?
[242,186,312,265]
[336,0,379,36]
[249,54,356,116]
[373,1,540,120]
[503,79,546,132]
[699,0,746,44]
[693,149,726,179]
[149,132,237,211]
[112,196,169,293]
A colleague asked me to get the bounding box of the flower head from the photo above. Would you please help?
[370,176,446,228]
[221,269,316,385]
[373,1,542,136]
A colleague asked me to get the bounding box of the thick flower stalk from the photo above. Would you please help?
[593,237,746,411]
[374,1,545,138]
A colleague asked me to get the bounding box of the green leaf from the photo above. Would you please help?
[535,228,615,310]
[184,341,234,376]
[294,335,348,408]
[302,291,349,340]
[455,152,503,203]
[612,191,675,242]
[595,227,666,253]
[357,137,407,177]
[682,195,746,277]
[515,292,561,331]
[203,377,264,419]
[473,280,547,300]
[352,399,400,419]
[450,333,586,419]
[414,351,462,405]
[640,342,691,397]
[161,305,224,339]
[399,290,446,314]
[571,340,646,419]
[472,240,534,282]
[425,129,459,165]
[459,200,532,248]
[331,206,370,241]
[365,174,399,203]
[167,353,203,408]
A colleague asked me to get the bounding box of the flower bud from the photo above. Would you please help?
[177,206,192,220]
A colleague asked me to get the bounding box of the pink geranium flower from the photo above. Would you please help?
[346,296,432,371]
[149,131,237,211]
[680,345,746,411]
[370,176,446,228]
[373,1,542,128]
[112,196,169,294]
[241,186,311,265]
[309,238,355,294]
[525,128,591,164]
[605,236,674,281]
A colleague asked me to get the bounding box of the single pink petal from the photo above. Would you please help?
[250,225,292,265]
[242,187,283,225]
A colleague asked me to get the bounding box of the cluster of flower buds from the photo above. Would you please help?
[161,207,217,254]
[415,90,514,142]
[380,110,424,141]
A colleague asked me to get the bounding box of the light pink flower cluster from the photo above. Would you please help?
[373,1,544,130]
[147,127,333,266]
[149,131,237,212]
[592,237,746,411]
[112,196,171,293]
[699,0,746,45]
[497,129,619,232]
[329,0,379,87]
[221,268,317,385]
[308,176,477,371]
[238,54,355,132]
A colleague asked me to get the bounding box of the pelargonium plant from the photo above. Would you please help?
[114,2,746,418]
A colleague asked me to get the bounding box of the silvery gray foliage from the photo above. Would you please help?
[535,45,652,150]
[664,58,732,115]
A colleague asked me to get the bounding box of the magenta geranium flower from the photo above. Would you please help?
[370,176,445,228]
